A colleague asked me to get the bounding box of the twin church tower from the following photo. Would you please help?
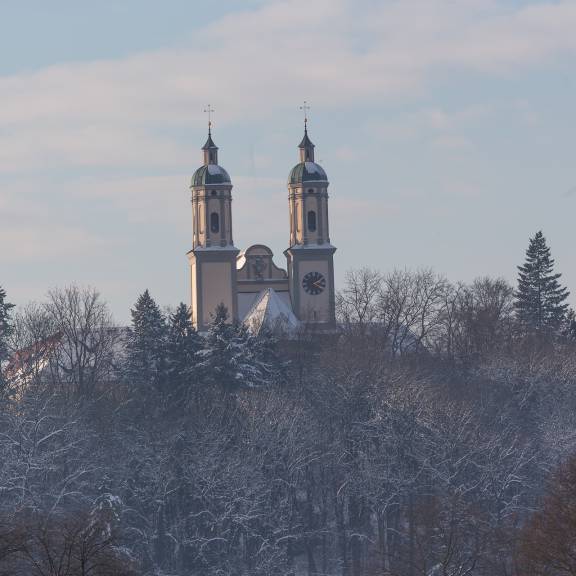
[187,117,336,332]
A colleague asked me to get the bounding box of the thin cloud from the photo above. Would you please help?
[1,0,576,174]
[0,226,109,263]
[1,0,576,313]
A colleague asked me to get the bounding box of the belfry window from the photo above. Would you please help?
[307,210,317,232]
[210,212,220,234]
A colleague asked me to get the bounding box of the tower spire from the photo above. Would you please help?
[202,104,218,165]
[298,101,315,162]
[204,104,215,135]
[300,100,310,132]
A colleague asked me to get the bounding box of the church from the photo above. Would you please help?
[187,119,337,333]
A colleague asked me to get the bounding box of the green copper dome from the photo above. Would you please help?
[191,164,231,187]
[288,161,328,185]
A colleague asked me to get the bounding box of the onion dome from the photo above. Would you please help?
[191,128,231,187]
[288,126,328,184]
[191,164,231,186]
[288,161,328,184]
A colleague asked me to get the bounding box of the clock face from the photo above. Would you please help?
[302,271,326,295]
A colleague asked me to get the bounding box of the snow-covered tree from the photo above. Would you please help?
[0,508,137,575]
[515,231,570,333]
[565,308,576,341]
[4,278,576,575]
[517,456,576,575]
[198,304,248,393]
[198,304,280,393]
[0,286,14,397]
[165,302,203,407]
[124,290,168,395]
[0,286,14,359]
[245,327,283,386]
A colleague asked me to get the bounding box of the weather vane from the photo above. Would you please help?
[204,104,215,133]
[300,101,310,129]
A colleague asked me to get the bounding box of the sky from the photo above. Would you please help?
[1,0,575,323]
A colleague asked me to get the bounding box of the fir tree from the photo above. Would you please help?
[198,304,282,393]
[244,327,284,387]
[565,309,576,341]
[0,286,14,362]
[165,303,203,407]
[125,290,168,395]
[515,231,570,333]
[0,286,15,396]
[197,304,242,393]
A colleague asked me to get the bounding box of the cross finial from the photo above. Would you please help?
[299,101,310,130]
[204,104,215,134]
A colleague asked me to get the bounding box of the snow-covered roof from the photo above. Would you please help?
[243,288,299,336]
[191,163,231,187]
[236,251,246,269]
[5,327,129,394]
[288,161,328,184]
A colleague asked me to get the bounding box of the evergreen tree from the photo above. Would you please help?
[165,303,203,407]
[0,287,15,396]
[197,304,243,393]
[515,231,570,333]
[565,309,576,341]
[0,286,14,362]
[125,290,168,395]
[198,304,282,393]
[244,327,284,387]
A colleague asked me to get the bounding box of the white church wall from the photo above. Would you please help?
[201,262,233,325]
[190,260,198,325]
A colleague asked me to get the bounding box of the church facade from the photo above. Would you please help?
[187,124,336,333]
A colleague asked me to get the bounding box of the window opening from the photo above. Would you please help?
[307,210,317,232]
[210,212,220,233]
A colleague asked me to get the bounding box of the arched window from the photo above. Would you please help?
[307,210,317,232]
[210,212,220,234]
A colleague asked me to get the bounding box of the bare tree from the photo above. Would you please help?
[43,286,117,399]
[516,456,576,576]
[337,267,449,357]
[377,268,449,355]
[446,277,515,360]
[337,268,383,332]
[0,509,136,576]
[7,288,118,401]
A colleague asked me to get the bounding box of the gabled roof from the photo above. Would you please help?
[243,289,299,336]
[5,331,63,383]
